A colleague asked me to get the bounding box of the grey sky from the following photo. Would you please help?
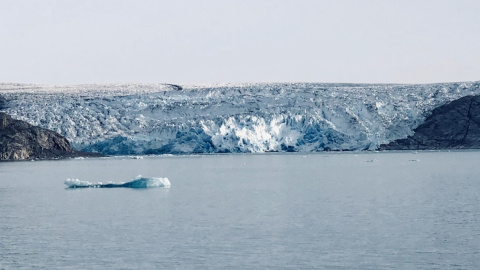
[1,0,479,84]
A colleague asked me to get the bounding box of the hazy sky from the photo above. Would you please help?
[1,0,479,84]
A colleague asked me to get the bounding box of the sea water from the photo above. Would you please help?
[0,151,479,269]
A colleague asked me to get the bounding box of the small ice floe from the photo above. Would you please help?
[65,175,170,189]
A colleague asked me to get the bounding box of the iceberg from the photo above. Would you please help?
[65,175,171,189]
[1,81,479,154]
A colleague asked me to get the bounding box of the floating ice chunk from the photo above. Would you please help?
[65,175,170,189]
[65,178,93,187]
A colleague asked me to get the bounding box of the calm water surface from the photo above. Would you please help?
[1,151,479,269]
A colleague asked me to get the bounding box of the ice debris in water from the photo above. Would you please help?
[65,175,171,189]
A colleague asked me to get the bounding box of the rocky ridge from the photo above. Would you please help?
[379,95,480,150]
[0,112,99,161]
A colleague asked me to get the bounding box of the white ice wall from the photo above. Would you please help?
[1,82,479,154]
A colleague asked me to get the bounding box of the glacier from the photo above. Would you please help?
[1,81,479,155]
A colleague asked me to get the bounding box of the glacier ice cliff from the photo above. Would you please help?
[1,82,479,155]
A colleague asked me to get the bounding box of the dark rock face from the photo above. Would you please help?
[379,95,480,150]
[0,95,6,110]
[0,112,99,160]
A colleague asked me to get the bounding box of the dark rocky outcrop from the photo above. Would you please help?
[0,112,101,161]
[0,95,7,110]
[166,84,183,91]
[379,95,480,150]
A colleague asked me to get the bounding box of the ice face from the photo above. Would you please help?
[1,82,479,154]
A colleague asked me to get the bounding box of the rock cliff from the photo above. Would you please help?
[0,95,6,110]
[379,95,480,150]
[0,112,99,161]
